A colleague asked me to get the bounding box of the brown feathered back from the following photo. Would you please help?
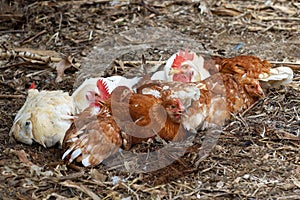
[201,55,272,81]
[62,106,122,167]
[217,55,271,79]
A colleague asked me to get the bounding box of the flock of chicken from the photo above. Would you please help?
[9,49,293,167]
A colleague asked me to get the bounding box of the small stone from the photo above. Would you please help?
[216,181,224,189]
[243,174,250,179]
[95,23,102,30]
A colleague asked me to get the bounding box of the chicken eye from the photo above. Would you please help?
[181,65,190,69]
[170,105,176,109]
[25,121,30,126]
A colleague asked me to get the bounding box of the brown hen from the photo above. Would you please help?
[138,72,264,133]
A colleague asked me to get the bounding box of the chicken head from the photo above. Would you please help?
[85,79,110,108]
[240,75,265,98]
[163,98,185,123]
[168,48,210,82]
[9,113,34,145]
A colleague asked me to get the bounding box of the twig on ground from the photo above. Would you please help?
[269,61,300,70]
[0,94,25,99]
[60,180,101,200]
[21,30,47,45]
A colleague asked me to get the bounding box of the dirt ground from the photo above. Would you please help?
[0,0,300,199]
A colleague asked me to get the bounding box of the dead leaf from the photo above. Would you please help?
[55,56,74,83]
[90,169,107,182]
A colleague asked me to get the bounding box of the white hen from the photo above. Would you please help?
[9,89,75,148]
[72,76,141,113]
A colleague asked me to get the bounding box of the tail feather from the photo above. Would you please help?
[259,67,293,83]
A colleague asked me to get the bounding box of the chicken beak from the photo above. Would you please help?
[169,68,182,75]
[258,90,265,98]
[178,105,189,117]
[257,87,265,98]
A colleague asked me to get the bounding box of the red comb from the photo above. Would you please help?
[172,48,194,69]
[29,82,36,89]
[172,55,186,69]
[96,79,110,100]
[178,48,194,61]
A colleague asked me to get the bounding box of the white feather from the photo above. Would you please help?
[66,137,78,143]
[182,112,206,133]
[259,66,294,88]
[151,70,166,80]
[82,155,91,167]
[70,148,82,163]
[141,88,162,98]
[62,148,73,160]
[165,53,177,81]
[169,86,200,108]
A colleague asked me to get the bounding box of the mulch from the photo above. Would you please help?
[0,0,299,199]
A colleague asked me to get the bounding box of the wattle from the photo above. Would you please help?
[173,73,190,82]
